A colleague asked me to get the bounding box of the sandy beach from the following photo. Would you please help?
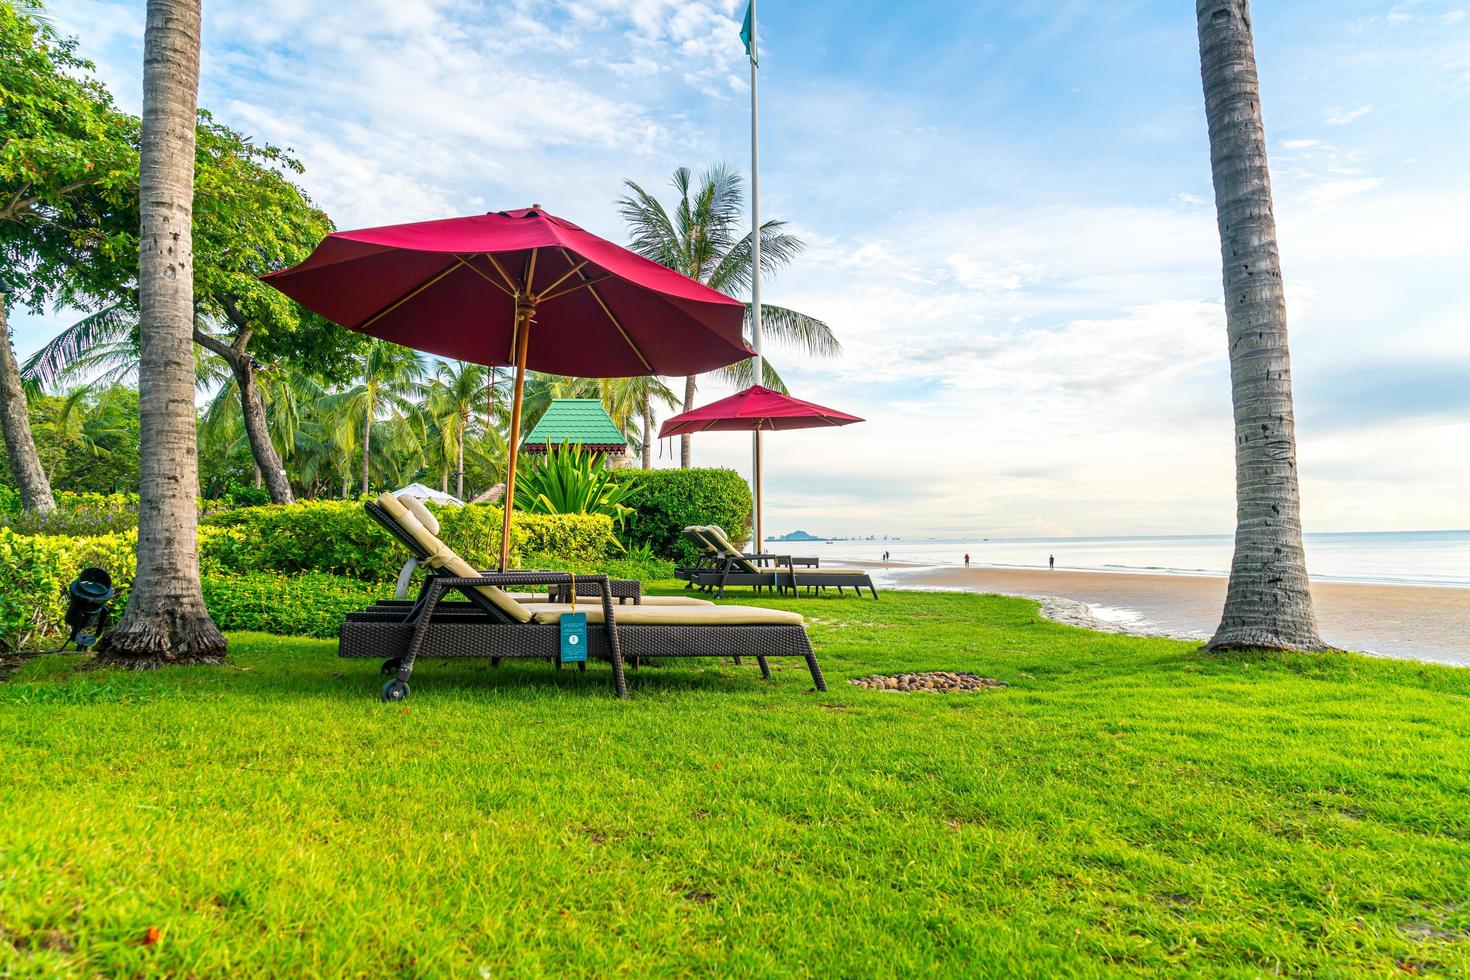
[862,563,1470,666]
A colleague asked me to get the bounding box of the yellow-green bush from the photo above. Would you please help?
[0,527,137,650]
[201,572,387,639]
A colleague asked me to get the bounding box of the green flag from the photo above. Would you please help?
[740,1,757,66]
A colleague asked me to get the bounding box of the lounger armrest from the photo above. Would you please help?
[424,571,621,634]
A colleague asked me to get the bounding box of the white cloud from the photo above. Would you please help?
[1325,104,1373,125]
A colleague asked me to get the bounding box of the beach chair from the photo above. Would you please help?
[343,494,826,700]
[366,493,711,608]
[691,525,879,600]
[674,526,724,583]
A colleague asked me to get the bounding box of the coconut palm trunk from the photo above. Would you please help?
[641,392,653,469]
[235,359,293,503]
[0,298,56,514]
[1197,0,1325,651]
[360,391,373,496]
[680,374,695,467]
[96,0,225,665]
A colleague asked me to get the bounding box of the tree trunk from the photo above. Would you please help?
[641,391,653,469]
[680,374,696,468]
[234,358,293,504]
[1197,0,1325,652]
[0,298,56,514]
[360,392,373,497]
[455,418,465,499]
[95,0,225,666]
[341,469,350,500]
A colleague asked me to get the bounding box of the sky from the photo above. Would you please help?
[12,0,1470,538]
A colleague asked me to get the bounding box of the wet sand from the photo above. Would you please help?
[862,563,1470,666]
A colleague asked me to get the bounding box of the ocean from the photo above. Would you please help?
[787,530,1470,589]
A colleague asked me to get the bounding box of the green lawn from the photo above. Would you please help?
[2,587,1468,976]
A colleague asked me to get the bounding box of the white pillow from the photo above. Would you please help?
[397,493,439,535]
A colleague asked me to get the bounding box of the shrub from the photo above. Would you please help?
[224,482,272,507]
[0,486,17,517]
[2,492,141,536]
[202,500,619,582]
[617,468,752,563]
[202,572,386,639]
[0,527,137,650]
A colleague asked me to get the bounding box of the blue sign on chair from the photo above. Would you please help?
[560,612,588,664]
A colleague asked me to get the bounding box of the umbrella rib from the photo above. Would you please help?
[357,260,463,330]
[483,252,521,295]
[455,256,514,296]
[558,247,652,372]
[538,274,612,304]
[535,259,590,299]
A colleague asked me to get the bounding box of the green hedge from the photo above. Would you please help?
[201,572,386,639]
[0,527,138,650]
[617,468,752,563]
[202,500,618,581]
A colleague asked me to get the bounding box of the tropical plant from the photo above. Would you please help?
[321,339,427,496]
[1196,0,1325,652]
[0,1,138,513]
[95,0,226,665]
[617,165,840,466]
[513,441,640,529]
[426,360,491,499]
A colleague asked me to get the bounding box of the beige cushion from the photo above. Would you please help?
[529,602,804,627]
[791,568,870,578]
[376,493,531,623]
[396,493,439,535]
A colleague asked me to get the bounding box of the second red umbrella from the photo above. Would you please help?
[659,385,863,551]
[265,206,753,570]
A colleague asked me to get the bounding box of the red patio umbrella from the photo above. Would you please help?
[263,206,752,570]
[659,385,863,552]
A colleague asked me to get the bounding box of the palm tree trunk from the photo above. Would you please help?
[341,469,350,500]
[95,0,225,666]
[680,374,696,468]
[455,418,465,499]
[641,391,653,469]
[1197,0,1325,652]
[234,358,294,504]
[360,392,372,497]
[0,298,56,514]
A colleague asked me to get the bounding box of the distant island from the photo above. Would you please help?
[770,530,828,542]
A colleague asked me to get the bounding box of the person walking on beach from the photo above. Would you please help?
[1049,554,1055,570]
[964,554,971,567]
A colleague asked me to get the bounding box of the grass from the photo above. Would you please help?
[1,585,1468,976]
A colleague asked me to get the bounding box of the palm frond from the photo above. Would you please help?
[21,303,135,387]
[748,303,841,358]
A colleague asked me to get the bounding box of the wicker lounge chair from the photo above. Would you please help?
[342,495,826,700]
[690,525,879,599]
[673,526,723,583]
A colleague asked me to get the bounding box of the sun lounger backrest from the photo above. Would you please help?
[376,493,532,623]
[397,493,439,534]
[701,525,763,575]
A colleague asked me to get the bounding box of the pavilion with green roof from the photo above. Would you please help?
[522,398,630,466]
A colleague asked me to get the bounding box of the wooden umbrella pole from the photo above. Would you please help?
[499,304,533,572]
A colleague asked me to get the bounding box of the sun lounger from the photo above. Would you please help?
[673,526,723,582]
[687,525,878,599]
[342,494,827,700]
[365,493,708,608]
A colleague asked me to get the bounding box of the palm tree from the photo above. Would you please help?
[323,339,426,496]
[426,360,488,498]
[1196,0,1325,651]
[96,0,225,665]
[618,165,840,466]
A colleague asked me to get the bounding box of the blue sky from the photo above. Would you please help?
[14,0,1470,537]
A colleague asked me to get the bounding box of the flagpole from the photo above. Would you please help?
[748,0,764,555]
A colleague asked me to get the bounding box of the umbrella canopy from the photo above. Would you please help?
[659,385,863,552]
[393,482,464,507]
[659,385,863,437]
[262,207,750,377]
[263,206,753,569]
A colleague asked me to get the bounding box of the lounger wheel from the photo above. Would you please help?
[379,656,402,676]
[381,679,410,702]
